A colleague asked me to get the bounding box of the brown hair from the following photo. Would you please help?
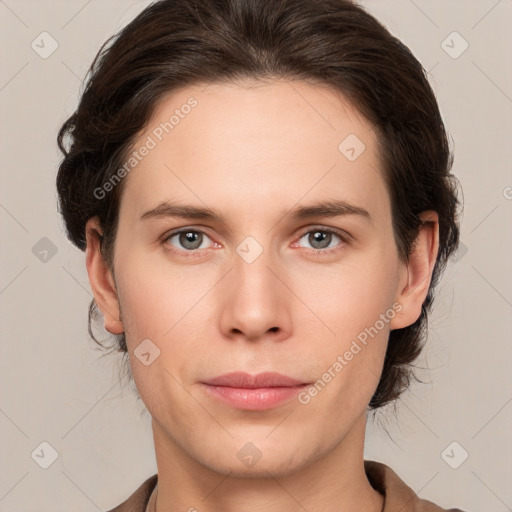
[56,0,461,409]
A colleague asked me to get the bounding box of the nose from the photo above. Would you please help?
[218,244,292,342]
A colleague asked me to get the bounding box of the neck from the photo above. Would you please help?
[151,414,384,512]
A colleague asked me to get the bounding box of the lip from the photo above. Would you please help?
[202,371,306,388]
[200,372,310,411]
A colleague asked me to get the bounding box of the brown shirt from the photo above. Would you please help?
[106,460,467,512]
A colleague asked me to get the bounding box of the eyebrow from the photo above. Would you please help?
[140,199,371,223]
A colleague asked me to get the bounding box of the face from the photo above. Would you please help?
[87,79,434,478]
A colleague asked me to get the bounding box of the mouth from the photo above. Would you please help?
[200,372,311,410]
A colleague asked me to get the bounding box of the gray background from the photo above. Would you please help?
[0,0,511,510]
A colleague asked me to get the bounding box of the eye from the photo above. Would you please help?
[163,228,217,256]
[162,226,348,258]
[294,227,347,254]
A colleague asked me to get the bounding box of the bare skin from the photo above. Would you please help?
[85,79,439,512]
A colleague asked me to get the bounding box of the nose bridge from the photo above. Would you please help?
[220,232,289,339]
[233,234,278,303]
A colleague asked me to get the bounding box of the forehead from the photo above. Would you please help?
[120,79,388,222]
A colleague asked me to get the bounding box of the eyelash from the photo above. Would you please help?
[161,226,349,258]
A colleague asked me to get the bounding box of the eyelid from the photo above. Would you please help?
[295,224,351,242]
[161,226,212,241]
[292,225,349,255]
[161,226,217,256]
[161,224,351,255]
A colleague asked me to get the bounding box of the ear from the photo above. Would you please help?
[85,216,124,335]
[390,210,439,330]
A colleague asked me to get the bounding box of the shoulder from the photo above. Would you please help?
[105,473,158,512]
[103,465,470,512]
[364,460,468,512]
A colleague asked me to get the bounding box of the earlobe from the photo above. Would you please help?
[85,216,124,335]
[389,210,439,330]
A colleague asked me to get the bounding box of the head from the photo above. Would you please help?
[57,0,460,476]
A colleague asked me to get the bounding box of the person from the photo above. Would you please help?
[55,0,465,510]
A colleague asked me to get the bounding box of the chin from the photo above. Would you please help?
[194,436,319,479]
[206,454,308,479]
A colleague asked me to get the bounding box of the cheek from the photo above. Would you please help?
[291,254,397,400]
[115,252,199,340]
[114,262,198,415]
[294,253,398,338]
[114,255,211,390]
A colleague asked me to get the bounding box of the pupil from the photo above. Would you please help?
[311,231,330,249]
[182,231,201,249]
